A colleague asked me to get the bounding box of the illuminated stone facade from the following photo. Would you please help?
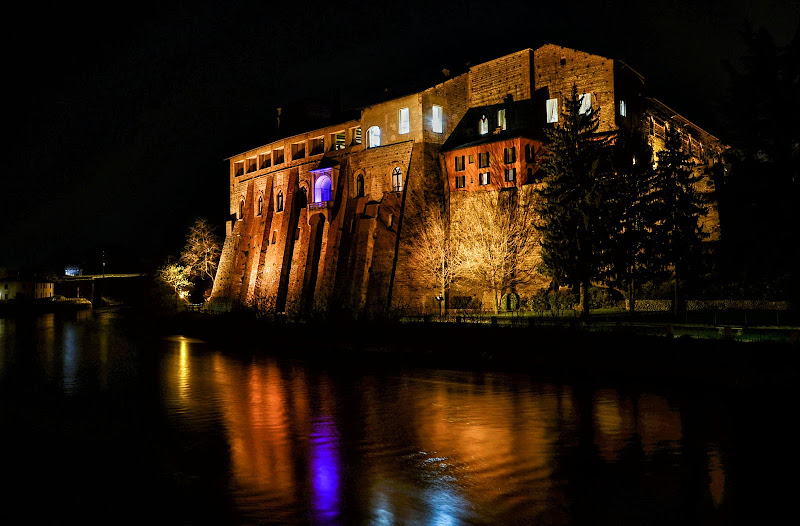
[211,44,725,317]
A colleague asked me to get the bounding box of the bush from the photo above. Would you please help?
[451,295,481,310]
[589,287,622,309]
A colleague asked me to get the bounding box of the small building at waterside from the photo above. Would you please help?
[0,278,54,301]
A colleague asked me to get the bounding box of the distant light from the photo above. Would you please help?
[65,266,82,276]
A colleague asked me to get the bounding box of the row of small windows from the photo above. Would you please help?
[454,147,518,172]
[366,105,445,149]
[478,109,507,135]
[545,93,629,123]
[454,168,516,189]
[238,168,404,217]
[238,105,447,169]
[235,127,363,175]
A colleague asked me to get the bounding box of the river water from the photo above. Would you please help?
[0,309,795,524]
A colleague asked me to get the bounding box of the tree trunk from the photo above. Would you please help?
[579,281,591,320]
[628,281,636,316]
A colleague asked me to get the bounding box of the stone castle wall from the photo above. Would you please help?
[211,44,726,317]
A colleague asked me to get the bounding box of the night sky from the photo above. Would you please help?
[5,1,797,274]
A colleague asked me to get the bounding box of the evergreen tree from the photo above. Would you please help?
[537,85,613,318]
[601,126,660,313]
[651,124,707,314]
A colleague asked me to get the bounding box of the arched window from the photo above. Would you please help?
[391,167,403,192]
[257,195,263,215]
[367,126,381,148]
[276,191,284,212]
[238,200,244,219]
[479,115,488,135]
[355,174,365,197]
[315,175,332,203]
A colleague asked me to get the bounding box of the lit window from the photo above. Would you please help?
[504,147,516,164]
[546,99,558,123]
[399,107,410,134]
[455,175,466,189]
[391,167,403,192]
[332,131,346,150]
[619,100,627,117]
[579,93,592,115]
[368,126,381,148]
[479,115,488,135]
[432,105,443,133]
[355,174,365,197]
[468,154,474,164]
[257,195,263,216]
[479,172,489,186]
[497,109,506,130]
[455,155,465,171]
[276,191,284,212]
[478,151,489,168]
[504,168,516,182]
[273,148,285,164]
[352,126,362,145]
[247,157,257,173]
[315,175,332,202]
[234,161,244,176]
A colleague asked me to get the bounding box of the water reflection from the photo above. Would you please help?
[0,313,747,524]
[158,341,733,524]
[310,416,341,523]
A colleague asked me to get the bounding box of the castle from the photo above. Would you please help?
[210,44,725,317]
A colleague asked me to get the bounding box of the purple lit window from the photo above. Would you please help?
[315,175,332,203]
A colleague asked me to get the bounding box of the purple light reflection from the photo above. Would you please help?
[310,416,341,524]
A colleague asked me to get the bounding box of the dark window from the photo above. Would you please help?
[257,195,263,215]
[238,200,244,219]
[468,154,474,164]
[504,147,516,164]
[310,137,324,155]
[276,191,284,212]
[455,175,466,189]
[455,156,465,171]
[356,174,365,197]
[274,149,285,164]
[478,152,490,168]
[525,144,531,162]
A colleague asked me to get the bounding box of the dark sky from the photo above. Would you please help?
[4,0,798,274]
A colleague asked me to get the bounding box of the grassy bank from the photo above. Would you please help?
[138,309,799,389]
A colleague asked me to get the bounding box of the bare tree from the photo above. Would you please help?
[451,187,543,313]
[157,263,192,302]
[405,198,457,313]
[180,218,222,286]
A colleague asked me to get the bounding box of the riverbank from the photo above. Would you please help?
[134,309,799,389]
[0,297,93,317]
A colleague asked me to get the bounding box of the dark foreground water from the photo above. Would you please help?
[1,309,796,525]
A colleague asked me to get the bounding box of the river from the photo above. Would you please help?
[0,308,795,524]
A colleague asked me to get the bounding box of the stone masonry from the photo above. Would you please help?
[211,44,726,317]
